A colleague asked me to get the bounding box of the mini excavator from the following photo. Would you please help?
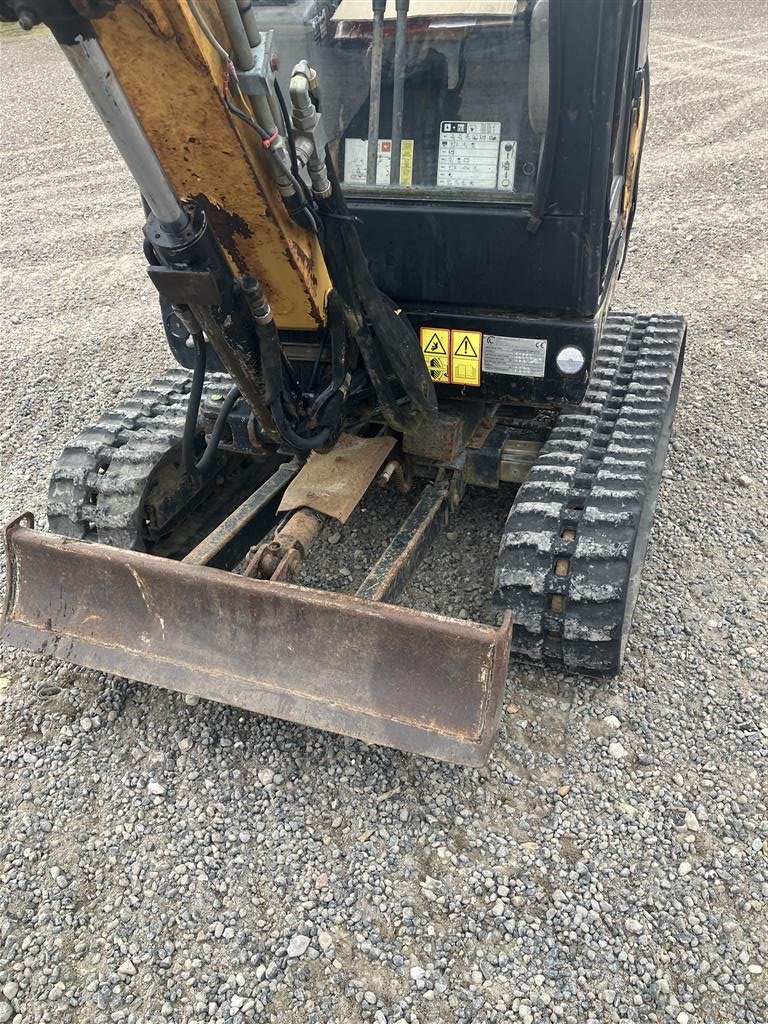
[1,0,685,764]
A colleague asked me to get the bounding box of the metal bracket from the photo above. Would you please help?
[237,29,276,97]
[146,266,222,307]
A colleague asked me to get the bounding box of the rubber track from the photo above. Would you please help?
[47,369,233,548]
[494,312,686,676]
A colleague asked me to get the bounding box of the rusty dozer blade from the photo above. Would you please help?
[2,516,512,766]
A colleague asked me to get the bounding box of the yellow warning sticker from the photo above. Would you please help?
[420,328,450,383]
[399,140,414,187]
[450,330,482,386]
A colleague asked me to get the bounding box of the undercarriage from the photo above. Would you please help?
[3,313,684,765]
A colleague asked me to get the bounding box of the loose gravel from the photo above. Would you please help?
[1,2,767,1023]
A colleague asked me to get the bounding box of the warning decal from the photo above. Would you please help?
[343,138,414,186]
[419,328,450,383]
[450,330,482,386]
[420,327,483,386]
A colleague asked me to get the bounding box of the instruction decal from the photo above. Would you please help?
[450,330,482,386]
[437,121,501,190]
[420,328,450,383]
[497,140,517,192]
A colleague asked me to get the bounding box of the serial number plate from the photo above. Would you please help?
[482,336,548,378]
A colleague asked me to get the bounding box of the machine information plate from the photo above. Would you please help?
[437,121,501,189]
[344,138,414,186]
[482,335,548,378]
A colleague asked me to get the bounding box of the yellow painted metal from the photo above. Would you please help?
[93,0,331,330]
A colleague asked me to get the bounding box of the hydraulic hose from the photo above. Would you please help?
[182,333,241,475]
[308,290,348,418]
[240,277,334,451]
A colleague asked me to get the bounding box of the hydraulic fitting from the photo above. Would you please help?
[289,61,331,199]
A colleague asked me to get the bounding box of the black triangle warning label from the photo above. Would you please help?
[455,334,478,357]
[425,333,447,355]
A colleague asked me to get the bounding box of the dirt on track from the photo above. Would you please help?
[0,3,767,1024]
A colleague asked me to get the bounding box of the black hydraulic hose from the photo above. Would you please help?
[309,290,348,417]
[308,332,327,392]
[255,318,331,450]
[225,97,319,234]
[240,277,334,451]
[390,0,410,184]
[182,333,241,475]
[199,385,240,470]
[273,400,331,451]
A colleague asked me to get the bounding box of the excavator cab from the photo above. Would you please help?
[1,0,684,765]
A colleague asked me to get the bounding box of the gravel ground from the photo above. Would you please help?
[1,2,767,1023]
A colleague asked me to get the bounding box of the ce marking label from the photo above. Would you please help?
[481,336,548,379]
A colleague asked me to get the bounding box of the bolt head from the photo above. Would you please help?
[18,8,38,29]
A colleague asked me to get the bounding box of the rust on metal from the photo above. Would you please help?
[378,457,412,495]
[402,403,484,463]
[247,507,325,581]
[466,415,498,451]
[92,0,331,329]
[278,433,396,524]
[2,518,512,767]
[183,460,300,566]
[356,483,449,604]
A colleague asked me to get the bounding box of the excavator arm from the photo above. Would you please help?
[3,0,437,454]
